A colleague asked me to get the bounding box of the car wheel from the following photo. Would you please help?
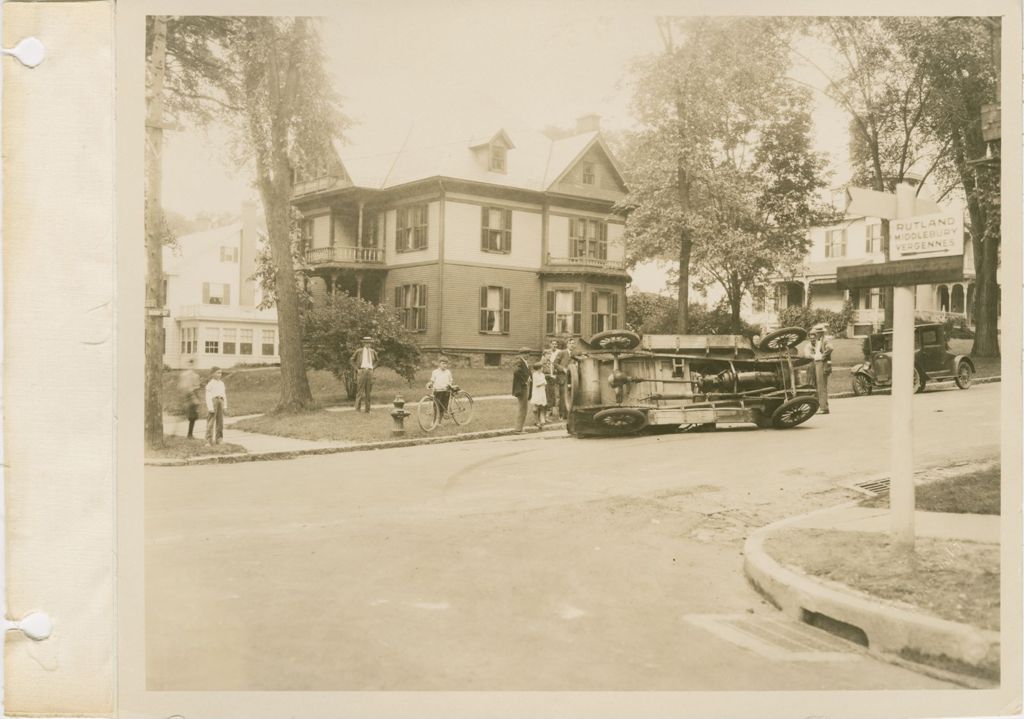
[588,329,641,352]
[852,374,872,396]
[913,367,925,394]
[771,397,819,429]
[592,407,647,434]
[955,360,974,389]
[759,326,808,352]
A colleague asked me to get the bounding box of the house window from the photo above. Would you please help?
[300,218,313,249]
[569,218,607,259]
[591,291,619,334]
[362,212,382,247]
[396,205,428,252]
[484,353,502,367]
[824,229,846,258]
[261,329,276,356]
[481,207,512,253]
[490,144,507,172]
[752,286,767,313]
[204,327,220,354]
[865,287,886,310]
[546,289,582,335]
[203,282,230,305]
[865,224,883,254]
[395,284,428,331]
[220,246,239,262]
[479,286,511,334]
[581,162,595,185]
[239,329,253,355]
[222,328,237,355]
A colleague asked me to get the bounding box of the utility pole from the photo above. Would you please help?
[144,17,168,448]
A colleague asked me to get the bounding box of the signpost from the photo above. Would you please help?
[838,183,965,550]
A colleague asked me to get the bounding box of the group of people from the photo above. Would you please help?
[512,337,578,432]
[176,360,228,445]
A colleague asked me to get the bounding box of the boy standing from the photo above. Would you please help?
[427,357,454,419]
[205,367,228,445]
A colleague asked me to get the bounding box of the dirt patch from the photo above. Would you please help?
[764,528,999,631]
[146,435,247,459]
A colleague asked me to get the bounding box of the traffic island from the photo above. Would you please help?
[744,504,1000,686]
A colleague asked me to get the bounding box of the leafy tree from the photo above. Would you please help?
[891,17,1000,357]
[622,18,829,333]
[303,296,423,400]
[625,291,677,334]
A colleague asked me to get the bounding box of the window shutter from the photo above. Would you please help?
[480,206,489,250]
[591,292,599,334]
[418,285,427,331]
[842,229,848,256]
[610,293,618,329]
[545,290,555,335]
[504,209,512,252]
[224,284,231,306]
[599,223,608,259]
[479,286,489,331]
[202,282,210,303]
[501,287,511,334]
[573,290,582,334]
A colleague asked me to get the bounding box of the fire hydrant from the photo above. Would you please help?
[390,395,410,436]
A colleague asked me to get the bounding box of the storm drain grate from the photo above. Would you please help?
[851,477,890,497]
[684,614,863,662]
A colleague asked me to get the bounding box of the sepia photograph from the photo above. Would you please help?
[127,1,1018,712]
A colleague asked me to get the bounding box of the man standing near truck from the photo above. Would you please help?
[804,323,833,414]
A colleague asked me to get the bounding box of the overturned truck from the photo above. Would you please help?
[566,327,822,438]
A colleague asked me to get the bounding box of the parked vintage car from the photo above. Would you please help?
[566,327,822,438]
[850,323,975,396]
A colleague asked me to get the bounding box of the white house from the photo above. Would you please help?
[161,202,280,369]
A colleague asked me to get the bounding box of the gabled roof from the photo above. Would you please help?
[326,115,625,197]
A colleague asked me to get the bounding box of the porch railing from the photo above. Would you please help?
[545,253,626,270]
[305,246,385,264]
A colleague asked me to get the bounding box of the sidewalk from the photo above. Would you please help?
[744,503,1000,685]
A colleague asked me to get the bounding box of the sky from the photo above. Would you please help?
[161,8,854,294]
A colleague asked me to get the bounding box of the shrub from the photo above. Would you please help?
[303,295,423,399]
[777,301,853,338]
[625,293,761,336]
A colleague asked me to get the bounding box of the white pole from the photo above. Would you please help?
[890,183,917,549]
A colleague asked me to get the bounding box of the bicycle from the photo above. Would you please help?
[416,385,474,431]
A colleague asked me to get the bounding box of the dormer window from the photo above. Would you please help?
[581,162,595,185]
[490,144,507,173]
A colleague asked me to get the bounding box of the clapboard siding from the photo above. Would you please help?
[440,264,542,351]
[382,264,442,348]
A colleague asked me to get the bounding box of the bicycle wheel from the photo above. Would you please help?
[416,395,439,431]
[449,390,474,426]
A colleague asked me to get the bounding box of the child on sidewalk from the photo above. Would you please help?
[426,356,454,421]
[529,362,548,427]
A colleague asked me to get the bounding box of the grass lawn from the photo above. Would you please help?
[162,366,513,417]
[233,396,542,443]
[861,465,1000,514]
[764,528,999,632]
[145,435,247,459]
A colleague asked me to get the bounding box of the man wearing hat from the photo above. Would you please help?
[350,336,379,413]
[803,323,833,414]
[511,347,534,432]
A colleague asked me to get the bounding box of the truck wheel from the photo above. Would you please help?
[852,374,872,396]
[565,363,580,412]
[759,327,807,352]
[913,367,925,394]
[771,397,819,429]
[588,329,641,352]
[593,407,647,434]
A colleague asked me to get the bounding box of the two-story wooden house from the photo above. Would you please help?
[291,114,630,366]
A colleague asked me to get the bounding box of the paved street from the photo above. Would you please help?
[145,383,999,690]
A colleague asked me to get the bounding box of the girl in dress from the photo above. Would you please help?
[529,362,548,427]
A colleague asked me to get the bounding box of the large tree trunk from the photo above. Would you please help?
[676,234,692,334]
[144,17,167,448]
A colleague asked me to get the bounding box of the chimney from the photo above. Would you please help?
[239,200,259,308]
[575,113,601,134]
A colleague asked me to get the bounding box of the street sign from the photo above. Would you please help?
[836,254,965,289]
[844,186,941,219]
[890,211,964,260]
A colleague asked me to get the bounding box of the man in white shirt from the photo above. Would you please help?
[204,367,228,445]
[350,336,379,413]
[802,323,833,414]
[426,357,454,419]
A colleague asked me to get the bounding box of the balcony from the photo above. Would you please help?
[543,253,628,277]
[305,246,385,265]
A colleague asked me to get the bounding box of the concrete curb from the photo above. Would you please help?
[743,507,1000,682]
[827,374,999,400]
[146,422,568,467]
